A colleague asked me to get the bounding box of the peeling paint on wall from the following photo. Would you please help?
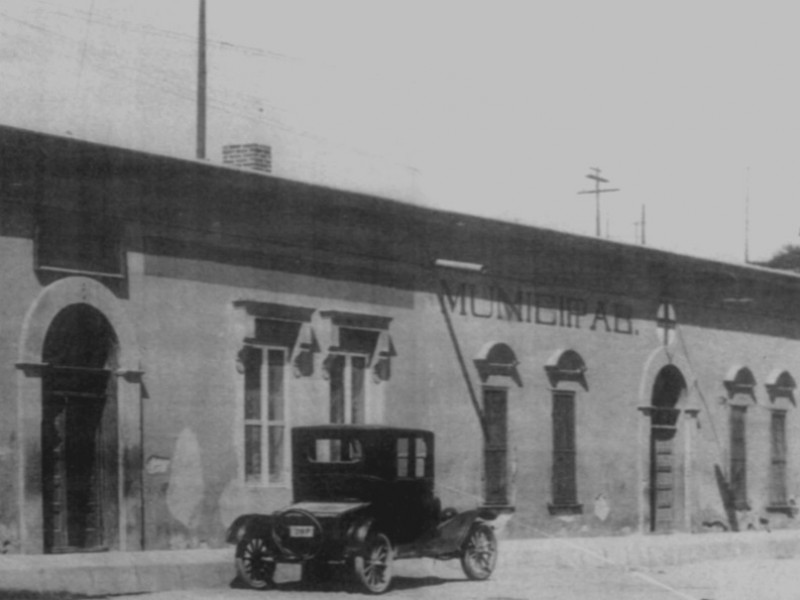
[165,429,205,529]
[0,523,19,554]
[146,455,170,475]
[594,493,610,521]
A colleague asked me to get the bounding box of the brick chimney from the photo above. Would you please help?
[222,144,272,173]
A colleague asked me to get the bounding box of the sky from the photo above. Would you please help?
[1,0,799,264]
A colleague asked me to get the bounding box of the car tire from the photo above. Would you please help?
[272,508,324,560]
[235,536,276,589]
[353,532,394,594]
[460,522,498,581]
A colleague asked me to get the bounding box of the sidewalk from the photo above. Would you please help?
[0,548,233,596]
[1,529,799,596]
[499,528,800,570]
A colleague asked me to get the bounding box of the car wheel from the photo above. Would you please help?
[353,532,394,594]
[235,536,276,589]
[460,522,498,581]
[272,508,324,560]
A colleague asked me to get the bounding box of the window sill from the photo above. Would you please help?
[244,480,292,490]
[479,504,516,516]
[766,505,796,517]
[37,265,126,279]
[548,503,583,516]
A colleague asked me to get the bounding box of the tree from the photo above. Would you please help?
[759,245,800,272]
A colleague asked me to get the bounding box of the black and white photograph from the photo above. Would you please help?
[1,2,800,598]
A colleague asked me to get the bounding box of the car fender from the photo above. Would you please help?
[435,509,495,552]
[226,513,275,545]
[344,515,378,557]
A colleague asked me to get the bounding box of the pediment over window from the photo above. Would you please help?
[474,342,521,386]
[233,300,315,323]
[766,369,796,405]
[320,310,395,383]
[724,366,756,401]
[234,300,319,377]
[319,310,392,331]
[545,349,587,390]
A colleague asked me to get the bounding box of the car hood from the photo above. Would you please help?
[289,501,370,517]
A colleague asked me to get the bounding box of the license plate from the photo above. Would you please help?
[290,526,314,538]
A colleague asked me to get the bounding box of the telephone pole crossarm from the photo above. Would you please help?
[577,168,620,237]
[577,188,620,194]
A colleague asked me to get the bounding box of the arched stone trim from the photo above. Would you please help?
[17,276,140,371]
[545,349,588,390]
[637,346,694,411]
[14,277,142,553]
[473,341,521,386]
[723,366,757,403]
[545,349,588,515]
[764,370,795,514]
[636,347,697,535]
[766,369,796,407]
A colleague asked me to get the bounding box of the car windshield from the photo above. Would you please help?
[307,438,364,464]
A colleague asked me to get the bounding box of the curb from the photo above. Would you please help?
[1,531,799,596]
[0,549,233,596]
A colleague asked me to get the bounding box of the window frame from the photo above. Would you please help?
[548,389,583,515]
[328,350,369,424]
[482,386,510,506]
[396,436,429,479]
[768,409,789,511]
[765,370,796,515]
[243,344,291,488]
[729,404,749,511]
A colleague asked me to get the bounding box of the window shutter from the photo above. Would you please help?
[552,392,577,507]
[730,406,748,510]
[770,411,788,507]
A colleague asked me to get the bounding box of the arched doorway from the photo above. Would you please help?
[649,365,686,532]
[41,304,119,553]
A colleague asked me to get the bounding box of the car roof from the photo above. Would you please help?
[293,424,434,437]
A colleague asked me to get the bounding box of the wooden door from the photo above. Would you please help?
[42,367,116,553]
[649,407,679,532]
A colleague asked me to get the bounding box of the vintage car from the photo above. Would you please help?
[227,425,499,594]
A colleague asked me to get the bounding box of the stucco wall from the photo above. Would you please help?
[4,233,800,551]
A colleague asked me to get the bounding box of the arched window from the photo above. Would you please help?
[766,370,796,512]
[545,349,587,515]
[724,366,757,511]
[473,342,519,507]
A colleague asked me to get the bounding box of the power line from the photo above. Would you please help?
[0,8,418,171]
[196,0,206,160]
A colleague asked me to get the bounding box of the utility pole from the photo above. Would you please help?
[577,168,620,237]
[744,167,750,263]
[634,204,647,245]
[196,0,207,160]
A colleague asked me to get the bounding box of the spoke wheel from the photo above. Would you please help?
[460,522,498,581]
[353,532,393,594]
[236,536,276,589]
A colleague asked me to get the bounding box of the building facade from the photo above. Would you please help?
[1,125,799,554]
